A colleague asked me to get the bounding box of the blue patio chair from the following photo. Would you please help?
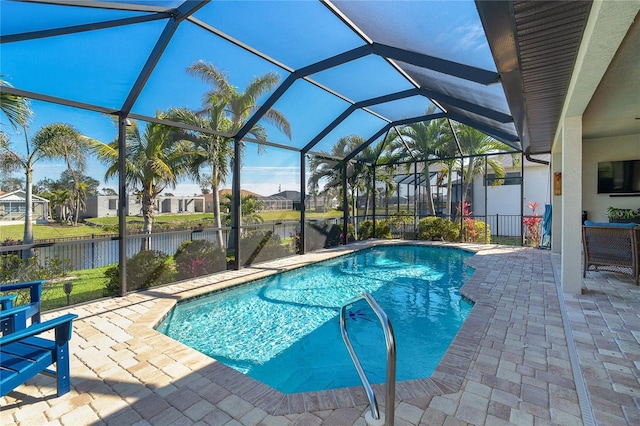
[0,311,78,397]
[0,280,44,334]
[0,294,17,310]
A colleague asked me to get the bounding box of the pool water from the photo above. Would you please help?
[157,245,474,393]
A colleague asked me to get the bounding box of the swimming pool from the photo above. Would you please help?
[157,245,474,393]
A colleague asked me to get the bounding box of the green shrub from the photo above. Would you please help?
[293,222,358,253]
[104,250,174,296]
[239,231,292,266]
[0,254,26,282]
[462,218,491,243]
[325,223,343,247]
[174,239,226,280]
[1,254,72,308]
[417,217,460,241]
[298,222,336,252]
[335,223,356,244]
[388,210,414,227]
[358,220,372,239]
[358,220,392,240]
[0,254,71,283]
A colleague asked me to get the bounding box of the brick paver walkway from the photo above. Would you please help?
[1,241,638,425]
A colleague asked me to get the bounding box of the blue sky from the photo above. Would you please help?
[1,0,499,196]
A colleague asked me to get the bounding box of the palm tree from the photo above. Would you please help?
[309,135,365,195]
[308,138,349,206]
[374,129,405,217]
[164,103,232,248]
[398,120,446,216]
[430,121,462,218]
[187,61,291,140]
[220,193,264,226]
[375,159,399,217]
[74,181,89,223]
[356,150,374,220]
[356,142,391,220]
[0,123,87,250]
[308,135,367,232]
[47,188,72,222]
[31,123,88,226]
[321,186,339,213]
[174,61,291,247]
[435,155,460,218]
[89,118,192,249]
[0,77,35,251]
[455,124,509,212]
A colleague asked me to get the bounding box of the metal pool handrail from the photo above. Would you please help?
[340,293,396,426]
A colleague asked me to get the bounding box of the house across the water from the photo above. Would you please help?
[0,190,50,225]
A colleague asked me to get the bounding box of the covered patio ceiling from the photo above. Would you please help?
[1,0,607,162]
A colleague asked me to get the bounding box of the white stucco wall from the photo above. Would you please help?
[582,134,640,222]
[523,165,551,214]
[472,161,550,216]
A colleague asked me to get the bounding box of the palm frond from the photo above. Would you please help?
[261,108,292,139]
[187,61,234,98]
[0,150,25,173]
[0,77,32,129]
[243,71,281,103]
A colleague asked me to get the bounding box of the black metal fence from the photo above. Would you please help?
[351,213,538,246]
[0,214,546,312]
[0,214,541,276]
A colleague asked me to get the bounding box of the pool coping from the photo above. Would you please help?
[6,239,610,425]
[130,240,495,416]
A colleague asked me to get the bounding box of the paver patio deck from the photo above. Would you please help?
[1,241,638,425]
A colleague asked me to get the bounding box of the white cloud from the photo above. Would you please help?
[33,163,71,182]
[457,22,486,52]
[169,166,301,196]
[436,21,487,57]
[170,183,204,196]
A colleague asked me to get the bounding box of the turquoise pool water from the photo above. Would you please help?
[157,245,474,393]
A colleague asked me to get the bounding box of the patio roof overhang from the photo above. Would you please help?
[1,0,608,163]
[3,0,639,165]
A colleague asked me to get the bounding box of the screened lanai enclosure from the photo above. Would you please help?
[1,0,591,298]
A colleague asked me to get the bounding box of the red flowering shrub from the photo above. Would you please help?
[523,201,542,246]
[459,202,491,243]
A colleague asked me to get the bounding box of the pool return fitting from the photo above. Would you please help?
[340,293,396,426]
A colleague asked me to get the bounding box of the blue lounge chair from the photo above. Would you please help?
[0,280,44,334]
[0,295,17,310]
[0,311,78,397]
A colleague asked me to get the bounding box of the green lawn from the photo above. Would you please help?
[3,265,111,312]
[0,222,113,242]
[1,209,345,310]
[1,210,344,242]
[87,210,342,224]
[42,266,110,311]
[2,211,513,311]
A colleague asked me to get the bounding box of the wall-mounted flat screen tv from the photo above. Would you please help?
[597,160,640,194]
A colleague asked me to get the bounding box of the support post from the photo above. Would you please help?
[520,153,525,246]
[413,162,418,237]
[300,152,306,254]
[232,137,242,269]
[118,114,127,296]
[342,164,349,244]
[484,155,488,243]
[372,165,376,237]
[561,116,583,294]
